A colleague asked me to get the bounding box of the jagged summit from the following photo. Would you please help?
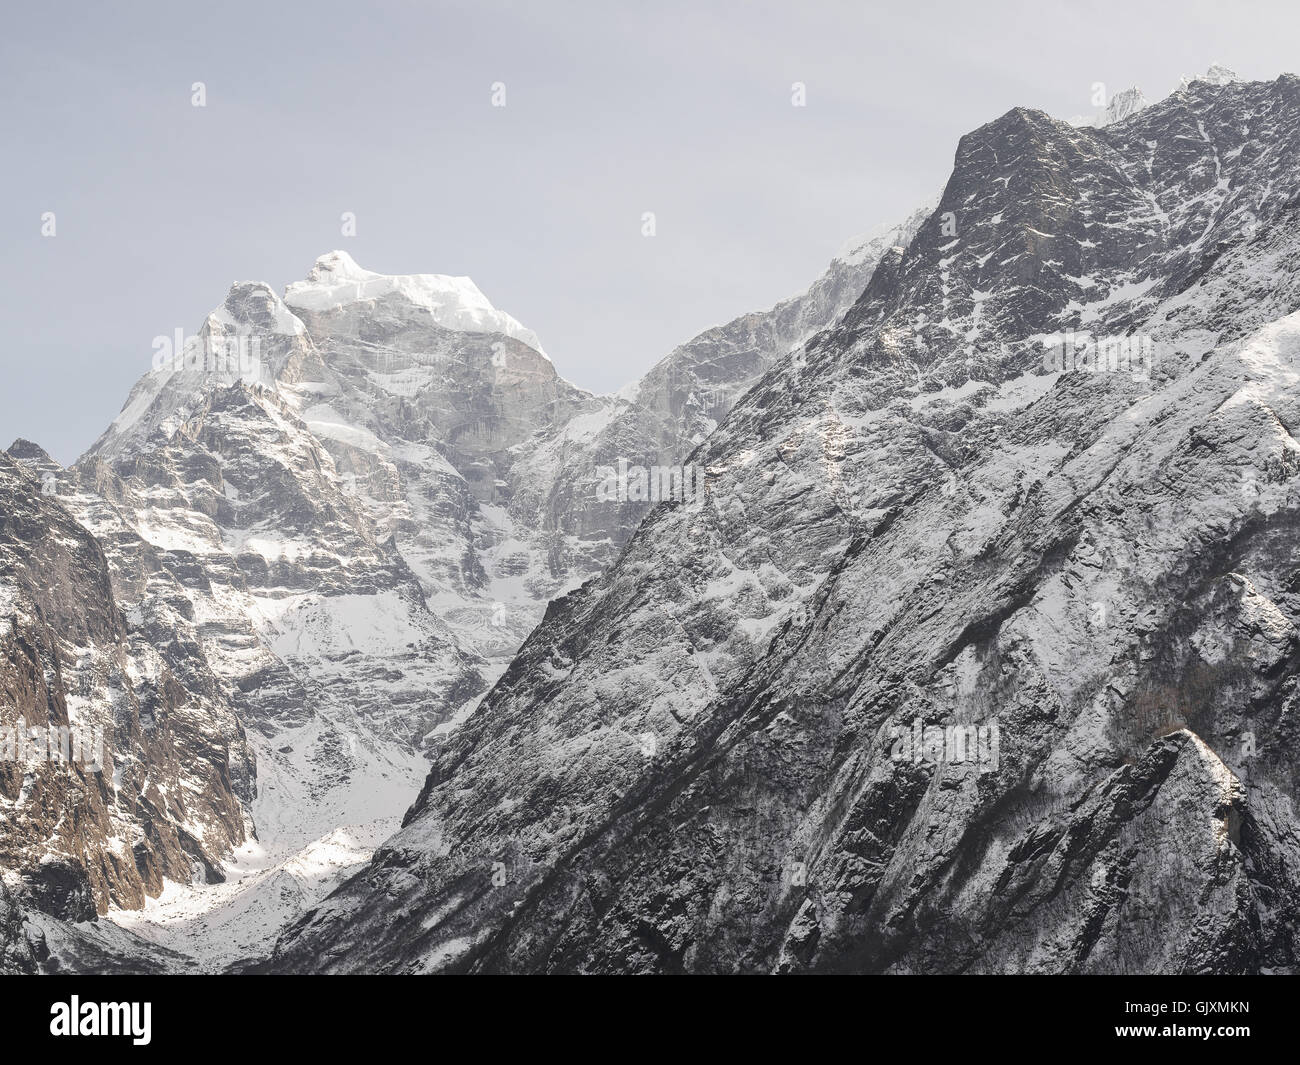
[6,438,56,465]
[305,248,371,282]
[1103,86,1148,125]
[87,246,558,464]
[1070,63,1249,128]
[1068,85,1147,128]
[286,250,548,357]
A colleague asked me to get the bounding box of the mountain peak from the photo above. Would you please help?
[1177,63,1242,91]
[7,436,54,462]
[306,249,374,283]
[1104,86,1148,125]
[285,253,548,358]
[1067,84,1148,128]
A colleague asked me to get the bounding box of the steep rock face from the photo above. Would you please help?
[0,881,36,973]
[100,380,481,745]
[267,74,1300,974]
[499,205,937,588]
[0,446,251,927]
[277,252,616,672]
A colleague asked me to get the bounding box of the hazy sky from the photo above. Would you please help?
[4,0,1299,462]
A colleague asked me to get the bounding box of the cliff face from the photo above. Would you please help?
[267,73,1300,974]
[0,444,251,927]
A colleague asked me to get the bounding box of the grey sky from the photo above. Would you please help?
[3,0,1297,463]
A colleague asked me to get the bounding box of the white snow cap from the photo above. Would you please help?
[285,250,548,358]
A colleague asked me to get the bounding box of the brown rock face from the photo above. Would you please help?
[0,445,251,924]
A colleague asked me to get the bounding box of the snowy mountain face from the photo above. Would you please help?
[10,68,1295,978]
[1103,87,1149,126]
[266,73,1300,974]
[3,254,596,969]
[621,204,937,461]
[1,220,898,969]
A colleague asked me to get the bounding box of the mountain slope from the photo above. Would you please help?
[267,72,1300,974]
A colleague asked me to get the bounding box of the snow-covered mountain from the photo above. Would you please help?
[2,212,915,969]
[265,71,1300,974]
[1069,63,1246,130]
[14,65,1296,977]
[1071,85,1150,129]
